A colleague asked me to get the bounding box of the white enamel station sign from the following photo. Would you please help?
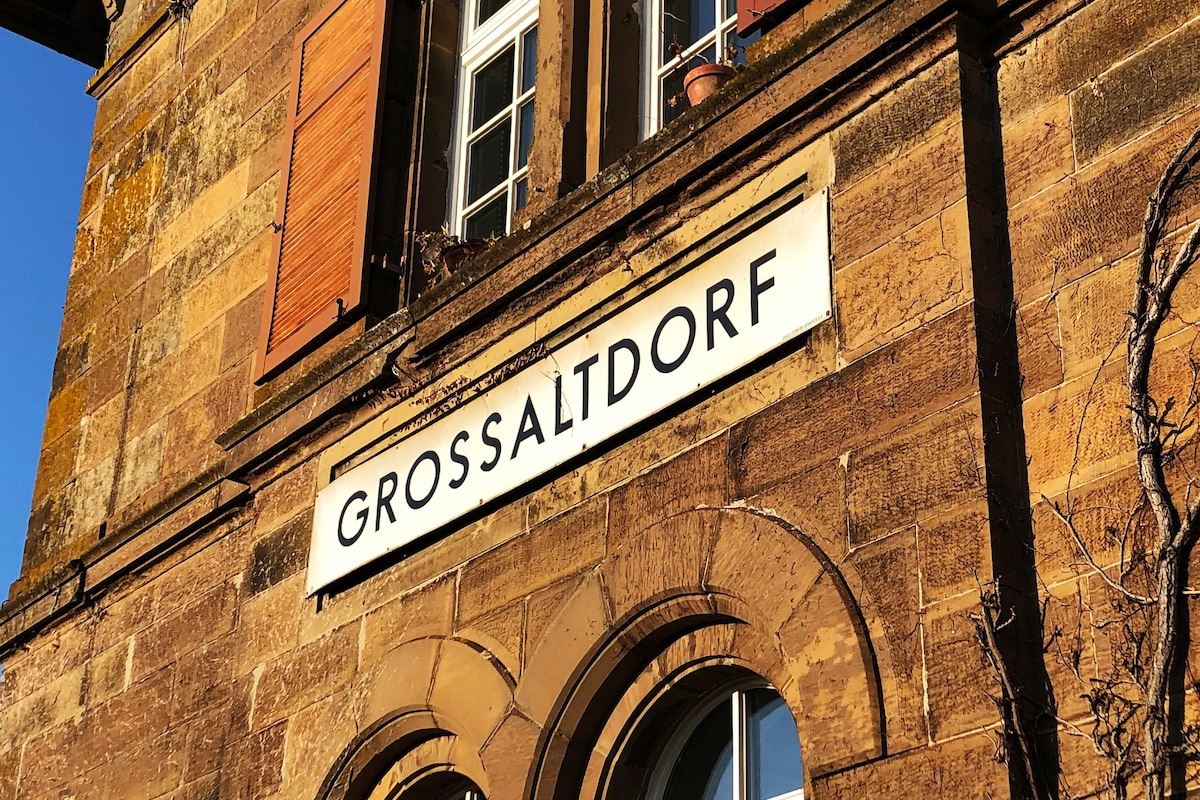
[308,190,832,594]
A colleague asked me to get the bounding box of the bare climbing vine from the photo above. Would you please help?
[979,125,1200,800]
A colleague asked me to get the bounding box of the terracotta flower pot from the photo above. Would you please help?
[439,239,487,277]
[684,63,738,107]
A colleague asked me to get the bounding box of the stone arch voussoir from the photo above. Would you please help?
[520,506,885,799]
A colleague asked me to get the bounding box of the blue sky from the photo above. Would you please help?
[0,30,97,597]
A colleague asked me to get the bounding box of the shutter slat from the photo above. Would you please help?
[736,0,789,34]
[257,0,388,378]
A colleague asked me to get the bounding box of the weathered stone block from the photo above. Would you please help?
[171,634,237,720]
[0,665,84,746]
[235,571,304,675]
[748,458,848,563]
[607,434,730,551]
[1016,299,1064,400]
[280,689,359,800]
[252,624,357,729]
[602,511,715,623]
[731,305,979,498]
[833,53,960,188]
[847,529,927,751]
[1009,109,1200,302]
[246,512,310,597]
[132,581,237,681]
[429,638,514,747]
[1024,361,1131,497]
[360,576,455,667]
[32,424,79,500]
[922,593,996,741]
[832,122,966,265]
[846,404,985,545]
[86,640,131,707]
[777,570,883,774]
[996,0,1200,124]
[1072,18,1200,166]
[1003,96,1074,206]
[456,599,524,681]
[253,457,319,532]
[221,285,267,373]
[219,721,287,800]
[836,201,970,360]
[917,500,992,604]
[181,229,271,345]
[706,510,824,634]
[457,496,605,622]
[87,668,175,772]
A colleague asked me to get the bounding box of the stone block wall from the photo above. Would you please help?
[4,0,1200,796]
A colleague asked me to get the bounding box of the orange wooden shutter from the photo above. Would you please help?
[736,0,789,35]
[258,0,390,378]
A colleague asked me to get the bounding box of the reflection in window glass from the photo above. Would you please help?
[477,0,511,26]
[747,689,804,800]
[467,121,511,203]
[662,697,735,800]
[652,684,802,800]
[473,48,515,129]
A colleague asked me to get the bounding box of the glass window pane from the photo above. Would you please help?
[465,192,509,239]
[660,63,687,127]
[521,27,538,93]
[727,28,759,65]
[477,0,511,26]
[662,0,716,63]
[517,100,534,169]
[746,688,803,800]
[514,177,528,211]
[663,697,735,800]
[473,47,515,130]
[467,120,511,202]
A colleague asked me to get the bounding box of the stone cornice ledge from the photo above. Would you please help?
[0,478,249,659]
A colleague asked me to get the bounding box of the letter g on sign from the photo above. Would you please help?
[338,490,370,546]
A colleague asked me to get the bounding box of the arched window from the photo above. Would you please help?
[603,668,804,800]
[651,683,804,800]
[367,770,486,800]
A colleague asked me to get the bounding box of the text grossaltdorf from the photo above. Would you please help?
[308,191,831,594]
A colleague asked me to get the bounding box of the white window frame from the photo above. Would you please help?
[647,683,805,800]
[640,0,740,139]
[447,0,538,237]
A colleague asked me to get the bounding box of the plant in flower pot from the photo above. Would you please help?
[668,40,744,109]
[414,226,488,285]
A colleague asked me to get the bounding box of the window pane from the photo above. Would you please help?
[515,177,528,211]
[477,0,511,25]
[467,120,511,202]
[662,0,716,63]
[465,192,509,239]
[727,28,759,65]
[517,100,534,168]
[746,689,803,800]
[662,697,735,800]
[473,47,515,130]
[521,27,538,93]
[660,63,687,127]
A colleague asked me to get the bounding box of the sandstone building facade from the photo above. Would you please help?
[2,0,1200,795]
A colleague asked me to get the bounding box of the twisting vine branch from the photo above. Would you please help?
[1124,124,1200,800]
[976,126,1200,800]
[971,582,1053,800]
